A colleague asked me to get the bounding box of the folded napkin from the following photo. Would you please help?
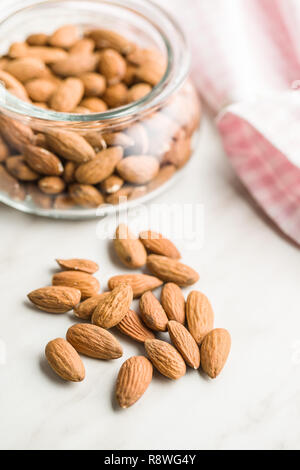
[167,0,300,244]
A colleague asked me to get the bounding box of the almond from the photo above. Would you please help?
[80,97,108,113]
[135,60,165,86]
[52,270,100,299]
[8,42,68,63]
[101,175,124,194]
[28,286,81,313]
[66,323,123,360]
[0,136,9,162]
[69,184,104,207]
[140,291,168,332]
[45,338,85,382]
[24,145,63,176]
[161,283,185,324]
[163,137,191,168]
[0,164,26,200]
[116,356,153,408]
[45,130,95,163]
[186,291,214,345]
[0,115,34,152]
[74,292,110,320]
[127,48,166,66]
[140,230,181,259]
[147,255,199,287]
[108,274,163,298]
[80,72,106,97]
[56,258,99,274]
[167,321,200,369]
[200,329,231,378]
[49,25,79,49]
[63,161,76,183]
[92,283,133,329]
[114,223,147,268]
[102,82,128,108]
[83,132,106,150]
[145,339,186,380]
[6,156,39,181]
[75,146,123,184]
[50,77,84,112]
[117,156,159,184]
[88,29,134,54]
[0,70,29,101]
[70,38,95,55]
[4,57,47,82]
[126,83,152,103]
[27,33,49,46]
[25,79,57,102]
[98,49,126,85]
[51,53,98,77]
[38,176,65,194]
[117,309,155,343]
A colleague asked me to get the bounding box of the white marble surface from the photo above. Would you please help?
[0,116,300,450]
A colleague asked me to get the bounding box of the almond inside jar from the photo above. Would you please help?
[0,23,201,211]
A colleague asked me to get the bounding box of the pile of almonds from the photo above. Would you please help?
[0,25,200,210]
[27,225,231,408]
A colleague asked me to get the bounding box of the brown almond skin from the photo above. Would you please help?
[147,164,176,192]
[56,258,99,274]
[74,292,110,320]
[98,48,126,85]
[23,145,63,176]
[0,70,29,102]
[45,338,85,382]
[27,33,49,46]
[145,339,186,380]
[80,72,106,97]
[108,274,163,299]
[45,130,95,164]
[70,38,95,55]
[80,97,107,113]
[28,286,81,313]
[117,309,155,343]
[38,176,65,195]
[4,57,47,82]
[161,283,185,324]
[140,230,181,259]
[6,156,39,181]
[75,146,123,185]
[88,29,134,55]
[0,136,9,163]
[186,291,214,345]
[50,77,84,112]
[114,223,147,269]
[66,323,123,360]
[102,82,128,108]
[52,270,100,300]
[0,115,34,152]
[25,79,57,102]
[51,53,98,77]
[140,291,168,332]
[127,83,152,103]
[117,155,159,185]
[116,356,153,408]
[92,283,133,329]
[167,321,200,369]
[201,329,231,378]
[69,184,104,207]
[49,25,79,49]
[101,175,124,194]
[147,255,199,287]
[27,182,52,209]
[53,194,74,210]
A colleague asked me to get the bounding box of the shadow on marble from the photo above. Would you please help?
[39,354,74,387]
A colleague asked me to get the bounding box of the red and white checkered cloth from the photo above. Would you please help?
[166,0,300,244]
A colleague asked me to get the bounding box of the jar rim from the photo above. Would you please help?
[0,0,190,125]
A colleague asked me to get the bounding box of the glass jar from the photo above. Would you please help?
[0,0,201,219]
